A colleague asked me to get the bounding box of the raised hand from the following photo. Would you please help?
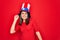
[14,15,19,21]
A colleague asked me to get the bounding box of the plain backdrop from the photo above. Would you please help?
[0,0,60,40]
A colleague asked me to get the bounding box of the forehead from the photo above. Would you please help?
[21,11,27,14]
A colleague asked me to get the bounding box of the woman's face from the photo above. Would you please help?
[21,11,28,20]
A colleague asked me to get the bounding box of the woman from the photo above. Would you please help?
[10,3,42,40]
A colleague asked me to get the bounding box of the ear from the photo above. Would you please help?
[21,3,25,9]
[27,3,30,10]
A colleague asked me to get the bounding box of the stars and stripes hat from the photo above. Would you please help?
[21,2,30,12]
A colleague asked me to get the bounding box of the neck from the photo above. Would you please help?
[23,19,25,22]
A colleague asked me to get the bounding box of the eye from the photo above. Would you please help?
[21,13,24,14]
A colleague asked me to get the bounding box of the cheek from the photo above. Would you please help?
[21,14,28,19]
[26,14,28,18]
[21,14,24,18]
[22,14,24,16]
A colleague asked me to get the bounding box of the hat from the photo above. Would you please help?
[21,3,30,12]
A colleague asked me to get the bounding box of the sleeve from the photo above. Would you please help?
[15,19,20,32]
[33,20,40,32]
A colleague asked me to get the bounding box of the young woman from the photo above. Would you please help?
[10,3,42,40]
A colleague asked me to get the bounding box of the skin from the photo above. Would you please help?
[10,11,42,40]
[21,11,28,22]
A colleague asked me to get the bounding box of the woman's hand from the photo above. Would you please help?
[36,31,42,40]
[14,15,19,21]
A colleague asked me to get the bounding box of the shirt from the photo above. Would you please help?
[15,18,40,40]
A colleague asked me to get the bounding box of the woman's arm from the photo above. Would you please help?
[10,15,19,34]
[10,20,17,34]
[36,31,42,40]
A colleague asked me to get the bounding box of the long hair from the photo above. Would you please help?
[18,10,31,25]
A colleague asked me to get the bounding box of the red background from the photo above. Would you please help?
[0,0,60,40]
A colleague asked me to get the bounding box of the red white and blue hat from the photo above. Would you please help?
[21,3,30,12]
